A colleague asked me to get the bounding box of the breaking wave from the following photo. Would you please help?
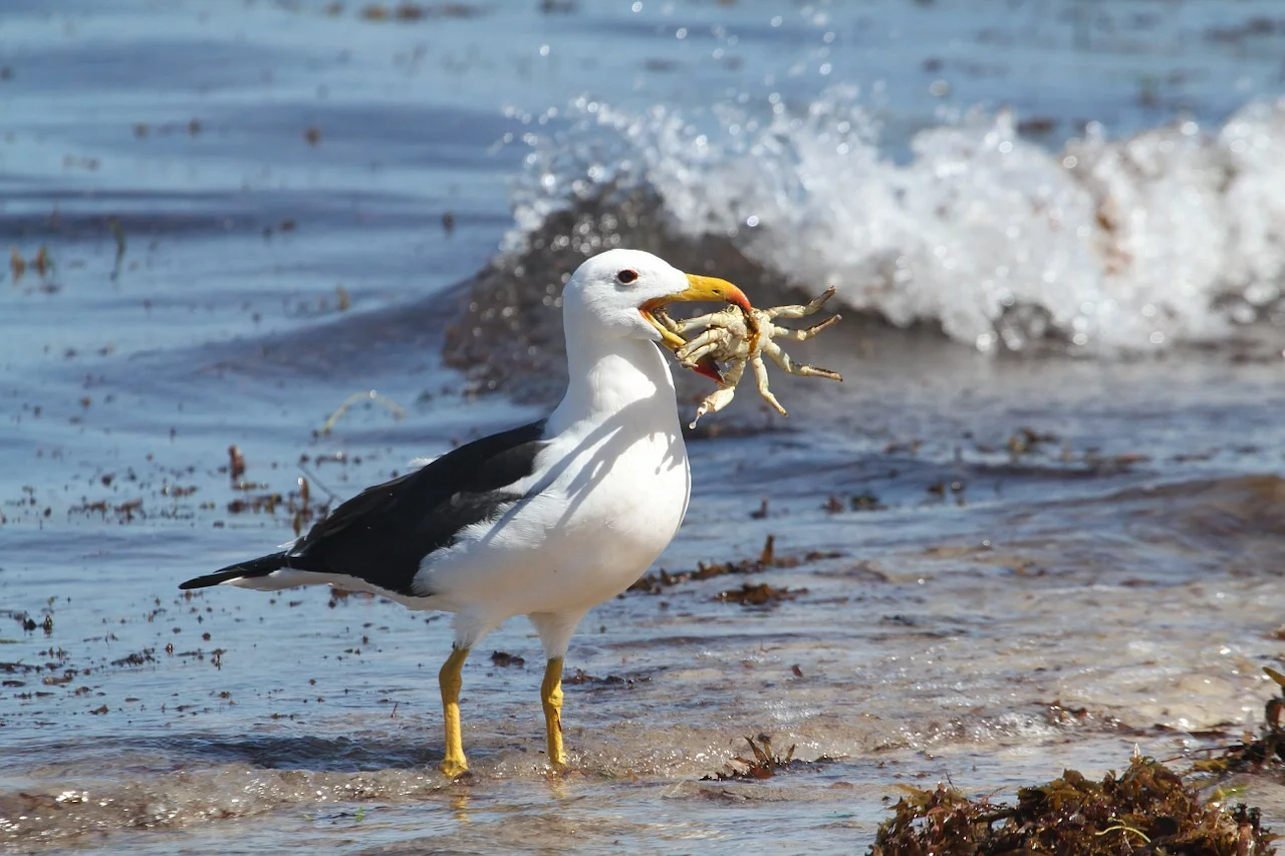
[503,92,1285,354]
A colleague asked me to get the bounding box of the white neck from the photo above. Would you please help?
[548,331,678,432]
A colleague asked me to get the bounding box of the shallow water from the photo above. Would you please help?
[2,1,1284,852]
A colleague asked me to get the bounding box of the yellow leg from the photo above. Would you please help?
[439,646,470,778]
[541,656,566,769]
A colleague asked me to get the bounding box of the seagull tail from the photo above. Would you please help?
[179,551,288,590]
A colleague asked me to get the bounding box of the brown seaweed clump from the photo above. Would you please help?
[1191,667,1285,778]
[872,756,1276,855]
[701,735,826,782]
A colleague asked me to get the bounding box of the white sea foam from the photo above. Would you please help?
[509,93,1285,353]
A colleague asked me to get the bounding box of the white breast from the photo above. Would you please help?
[414,416,690,620]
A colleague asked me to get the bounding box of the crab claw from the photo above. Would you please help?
[639,273,752,381]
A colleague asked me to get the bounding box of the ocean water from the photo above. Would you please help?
[2,1,1283,852]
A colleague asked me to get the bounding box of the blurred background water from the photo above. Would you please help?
[1,1,1283,852]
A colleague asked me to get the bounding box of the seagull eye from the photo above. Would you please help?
[616,269,639,285]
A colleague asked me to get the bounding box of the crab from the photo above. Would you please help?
[658,286,844,427]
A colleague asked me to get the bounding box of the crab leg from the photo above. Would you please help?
[669,310,736,334]
[651,309,684,335]
[676,328,734,366]
[749,354,788,416]
[768,314,841,342]
[760,339,843,382]
[689,359,747,428]
[765,286,837,319]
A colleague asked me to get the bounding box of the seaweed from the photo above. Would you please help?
[222,467,329,537]
[489,651,525,668]
[358,2,481,20]
[1189,667,1285,777]
[70,498,144,523]
[318,390,405,435]
[628,535,839,595]
[110,649,156,668]
[826,491,890,512]
[1006,426,1060,457]
[227,445,246,480]
[701,735,820,781]
[715,582,806,607]
[872,755,1277,855]
[564,669,649,687]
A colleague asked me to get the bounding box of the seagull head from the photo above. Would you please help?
[563,249,752,380]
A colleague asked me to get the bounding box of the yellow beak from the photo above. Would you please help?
[639,274,753,350]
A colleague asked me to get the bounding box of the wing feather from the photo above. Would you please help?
[285,419,547,595]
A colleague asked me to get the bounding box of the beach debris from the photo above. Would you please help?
[489,651,525,668]
[32,246,52,278]
[227,445,246,480]
[564,669,649,688]
[358,2,481,21]
[1006,426,1060,457]
[656,287,843,427]
[872,755,1276,855]
[5,610,39,633]
[850,491,886,511]
[758,534,775,564]
[111,649,156,668]
[1188,667,1285,776]
[8,245,53,283]
[225,476,328,535]
[1270,667,1285,726]
[825,492,889,513]
[701,735,828,781]
[70,498,144,523]
[628,535,840,595]
[226,493,282,515]
[318,390,406,435]
[715,582,805,607]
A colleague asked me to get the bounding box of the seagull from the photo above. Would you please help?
[179,249,752,777]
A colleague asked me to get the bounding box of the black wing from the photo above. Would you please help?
[179,551,289,590]
[182,420,548,595]
[288,419,548,594]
